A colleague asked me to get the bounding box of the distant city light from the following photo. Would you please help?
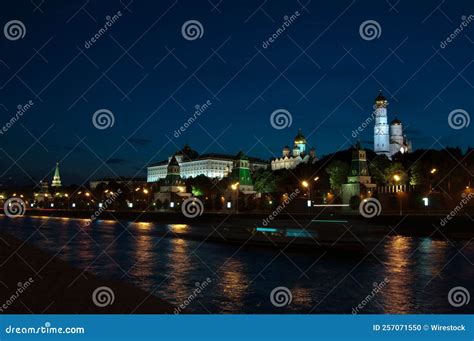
[227,202,232,209]
[50,203,54,208]
[99,203,103,208]
[307,200,312,207]
[72,203,76,208]
[170,202,175,208]
[128,202,133,208]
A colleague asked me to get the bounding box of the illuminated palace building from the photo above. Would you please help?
[373,91,413,159]
[271,128,317,170]
[147,145,268,182]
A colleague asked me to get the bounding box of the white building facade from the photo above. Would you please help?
[271,129,317,170]
[147,146,268,182]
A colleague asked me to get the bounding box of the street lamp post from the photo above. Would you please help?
[231,182,239,213]
[302,180,310,214]
[393,174,402,216]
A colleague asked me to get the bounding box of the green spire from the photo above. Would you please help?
[51,162,62,187]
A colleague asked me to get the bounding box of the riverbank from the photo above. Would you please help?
[0,232,174,314]
[15,209,474,239]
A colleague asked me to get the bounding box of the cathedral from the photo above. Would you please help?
[373,91,412,159]
[271,128,317,170]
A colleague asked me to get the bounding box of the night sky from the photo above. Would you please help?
[0,0,473,185]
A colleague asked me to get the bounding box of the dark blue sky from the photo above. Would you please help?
[0,0,473,185]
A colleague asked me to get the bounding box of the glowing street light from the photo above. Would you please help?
[314,176,320,181]
[393,174,401,182]
[430,168,437,174]
[143,189,149,194]
[301,180,309,188]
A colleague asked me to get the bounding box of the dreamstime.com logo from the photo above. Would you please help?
[5,322,85,335]
[262,189,300,226]
[270,286,292,307]
[0,277,34,313]
[448,286,470,308]
[352,278,390,314]
[84,189,122,227]
[3,20,26,41]
[440,192,473,227]
[174,278,212,314]
[84,11,123,49]
[262,10,301,49]
[92,108,115,130]
[270,109,292,130]
[181,197,204,218]
[174,100,212,138]
[181,20,204,41]
[0,100,34,136]
[3,197,26,218]
[92,286,115,308]
[359,197,382,218]
[359,20,381,41]
[448,109,470,130]
[440,15,474,49]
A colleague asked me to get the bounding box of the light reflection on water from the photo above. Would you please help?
[0,216,472,314]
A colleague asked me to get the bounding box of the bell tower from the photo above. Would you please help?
[373,91,390,157]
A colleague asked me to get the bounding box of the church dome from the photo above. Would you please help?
[294,128,307,144]
[375,91,387,103]
[391,117,402,125]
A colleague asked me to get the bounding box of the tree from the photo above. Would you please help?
[325,160,349,193]
[385,163,408,185]
[409,161,424,186]
[253,170,277,194]
[368,155,391,185]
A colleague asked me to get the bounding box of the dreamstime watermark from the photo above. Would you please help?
[440,15,474,49]
[0,100,34,136]
[92,108,115,130]
[92,286,115,307]
[83,189,122,227]
[352,111,375,138]
[262,11,301,49]
[4,322,85,335]
[3,197,26,218]
[181,197,204,218]
[0,277,34,313]
[174,278,212,314]
[270,286,292,307]
[4,20,26,41]
[352,278,390,314]
[448,286,470,307]
[84,11,123,49]
[174,100,212,138]
[447,109,470,130]
[181,20,204,41]
[359,197,382,218]
[270,108,292,130]
[262,189,300,226]
[440,192,473,227]
[359,20,382,41]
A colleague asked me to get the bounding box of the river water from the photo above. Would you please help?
[1,216,472,313]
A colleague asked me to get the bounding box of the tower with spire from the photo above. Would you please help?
[373,91,390,157]
[51,162,62,187]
